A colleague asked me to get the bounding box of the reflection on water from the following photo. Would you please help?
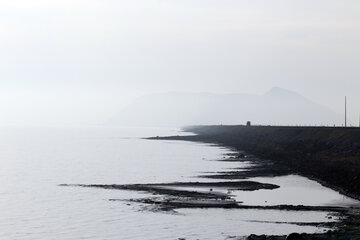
[235,175,360,207]
[0,126,357,239]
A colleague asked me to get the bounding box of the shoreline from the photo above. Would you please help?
[150,125,360,201]
[146,125,360,239]
[62,150,360,239]
[61,125,360,239]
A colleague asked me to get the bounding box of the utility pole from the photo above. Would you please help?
[345,96,347,128]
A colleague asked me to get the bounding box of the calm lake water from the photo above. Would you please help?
[0,126,358,240]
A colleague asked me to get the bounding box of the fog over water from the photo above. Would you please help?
[1,1,360,239]
[0,0,360,126]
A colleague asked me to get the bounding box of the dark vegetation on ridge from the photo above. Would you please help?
[150,125,360,200]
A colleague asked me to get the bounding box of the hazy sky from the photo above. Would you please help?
[1,0,360,125]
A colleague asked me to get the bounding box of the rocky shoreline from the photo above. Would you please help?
[151,125,360,200]
[146,125,360,239]
[61,151,359,239]
[61,125,360,239]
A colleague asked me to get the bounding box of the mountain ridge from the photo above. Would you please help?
[108,88,343,127]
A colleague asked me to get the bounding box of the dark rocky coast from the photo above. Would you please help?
[147,125,360,239]
[155,125,360,200]
[62,125,360,239]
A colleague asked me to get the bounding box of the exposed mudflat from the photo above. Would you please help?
[59,125,360,239]
[60,180,280,210]
[61,147,360,239]
[145,128,360,239]
[154,125,360,201]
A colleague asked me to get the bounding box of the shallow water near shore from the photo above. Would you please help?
[0,126,357,239]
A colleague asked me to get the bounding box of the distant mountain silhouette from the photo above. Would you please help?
[108,87,343,127]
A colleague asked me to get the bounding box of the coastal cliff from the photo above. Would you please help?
[158,125,360,199]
